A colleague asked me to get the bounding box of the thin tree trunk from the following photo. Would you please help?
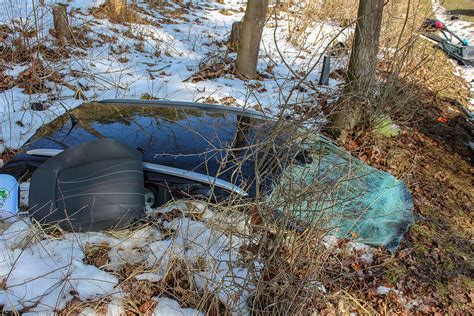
[109,0,127,19]
[228,21,242,52]
[236,0,268,79]
[346,0,384,97]
[332,0,384,133]
[52,4,73,43]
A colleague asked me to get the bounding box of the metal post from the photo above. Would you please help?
[319,56,331,86]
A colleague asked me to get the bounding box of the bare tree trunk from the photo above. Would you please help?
[236,0,268,79]
[109,0,127,19]
[332,0,384,133]
[52,4,73,43]
[346,0,384,97]
[228,21,241,52]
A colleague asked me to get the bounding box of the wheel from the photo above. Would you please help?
[144,185,159,209]
[144,184,172,209]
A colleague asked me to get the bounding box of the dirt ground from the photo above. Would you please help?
[336,45,473,313]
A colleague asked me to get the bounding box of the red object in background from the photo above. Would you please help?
[435,21,446,29]
[437,117,448,123]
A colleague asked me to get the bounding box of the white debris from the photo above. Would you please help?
[163,216,253,313]
[201,208,252,235]
[348,242,375,265]
[323,235,376,264]
[311,281,327,294]
[376,286,402,296]
[377,285,423,311]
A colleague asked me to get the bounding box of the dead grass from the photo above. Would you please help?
[332,38,473,312]
[58,299,110,316]
[309,0,358,26]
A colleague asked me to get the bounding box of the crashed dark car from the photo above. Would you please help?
[1,100,413,249]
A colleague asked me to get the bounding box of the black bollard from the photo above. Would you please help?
[319,56,331,86]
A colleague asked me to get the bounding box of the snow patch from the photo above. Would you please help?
[154,297,204,316]
[0,201,255,314]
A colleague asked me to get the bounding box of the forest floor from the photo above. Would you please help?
[369,6,474,311]
[337,42,473,312]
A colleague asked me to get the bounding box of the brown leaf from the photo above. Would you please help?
[351,262,362,272]
[347,140,358,151]
[250,206,262,225]
[139,300,156,315]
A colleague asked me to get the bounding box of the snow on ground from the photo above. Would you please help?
[0,201,256,314]
[0,0,349,153]
[432,0,474,115]
[0,196,377,314]
[0,220,119,312]
[154,297,204,316]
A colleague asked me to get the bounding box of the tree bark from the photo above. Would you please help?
[52,4,73,43]
[109,0,127,19]
[332,0,384,133]
[346,0,384,97]
[228,21,241,52]
[236,0,268,79]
